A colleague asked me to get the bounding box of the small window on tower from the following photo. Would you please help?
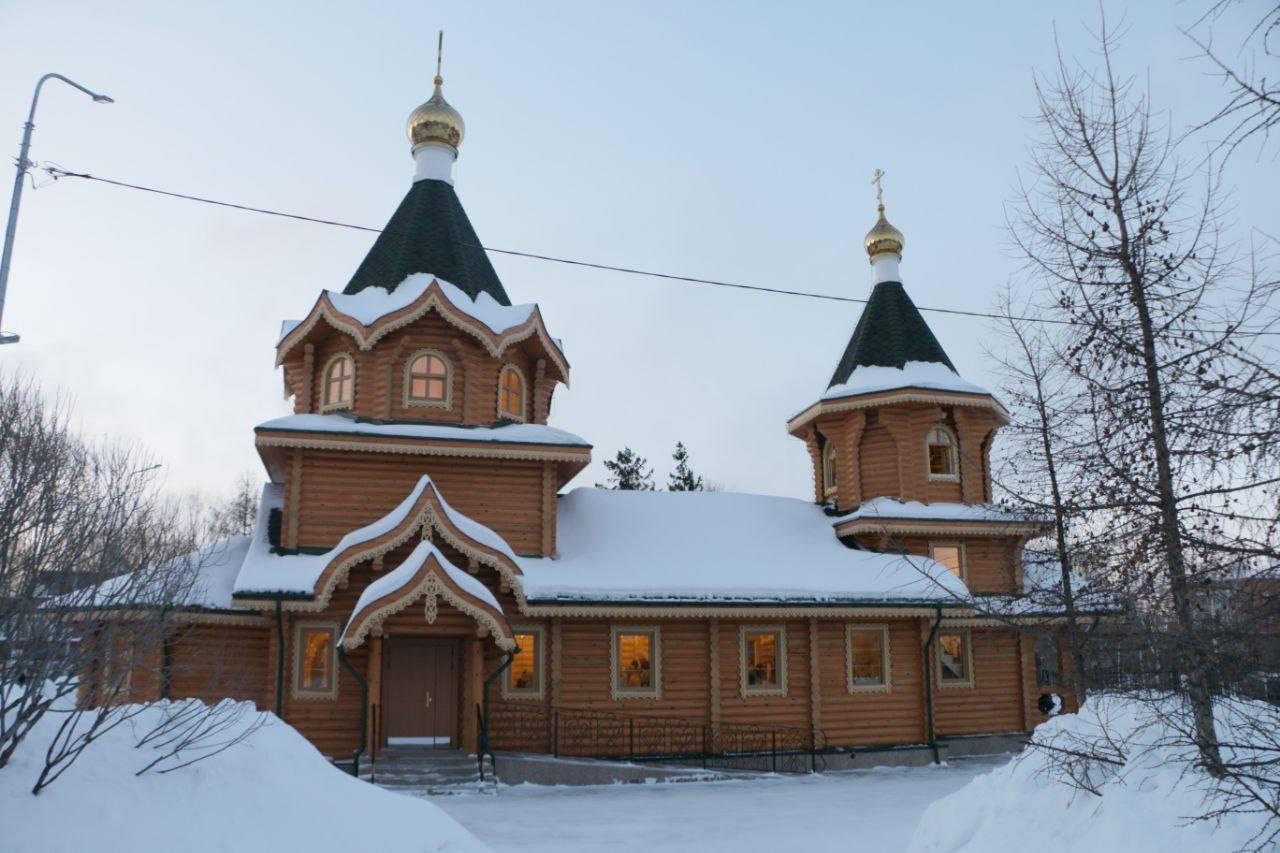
[322,355,355,411]
[822,441,837,496]
[405,351,451,407]
[499,365,526,421]
[926,426,958,480]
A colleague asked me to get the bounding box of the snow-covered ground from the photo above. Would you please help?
[909,695,1277,853]
[434,757,1007,853]
[1,700,486,853]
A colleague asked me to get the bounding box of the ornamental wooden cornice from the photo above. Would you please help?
[519,602,972,619]
[276,278,569,386]
[341,551,516,651]
[787,388,1010,435]
[833,517,1049,539]
[254,429,592,468]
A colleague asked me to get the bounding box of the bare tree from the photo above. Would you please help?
[1186,2,1280,160]
[0,373,264,794]
[208,472,260,538]
[1009,9,1280,784]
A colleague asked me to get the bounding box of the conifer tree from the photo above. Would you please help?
[666,442,705,492]
[596,447,655,490]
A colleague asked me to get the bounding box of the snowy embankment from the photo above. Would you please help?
[909,695,1275,853]
[1,700,487,853]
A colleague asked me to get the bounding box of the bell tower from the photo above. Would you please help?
[787,172,1008,514]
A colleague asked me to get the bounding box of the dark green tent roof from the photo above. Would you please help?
[344,178,511,305]
[828,280,955,388]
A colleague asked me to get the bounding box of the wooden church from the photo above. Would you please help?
[100,61,1093,771]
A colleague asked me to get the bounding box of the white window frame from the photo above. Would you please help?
[822,440,837,497]
[846,624,893,693]
[502,625,546,700]
[610,625,661,700]
[292,622,340,700]
[739,625,788,697]
[320,353,356,413]
[936,629,975,690]
[929,541,967,583]
[925,424,960,482]
[403,349,453,409]
[497,363,528,423]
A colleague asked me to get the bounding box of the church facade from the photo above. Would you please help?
[106,68,1090,770]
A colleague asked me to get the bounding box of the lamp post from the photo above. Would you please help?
[0,73,114,345]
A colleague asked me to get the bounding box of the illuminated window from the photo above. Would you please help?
[937,631,973,688]
[929,543,965,580]
[405,351,451,406]
[504,628,543,698]
[499,365,526,421]
[741,627,787,695]
[611,627,660,698]
[294,624,338,699]
[322,354,355,411]
[847,625,891,691]
[926,425,958,479]
[822,441,837,495]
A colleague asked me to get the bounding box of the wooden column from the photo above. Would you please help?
[284,449,302,548]
[879,408,915,501]
[954,409,996,505]
[802,428,824,503]
[541,461,556,556]
[300,343,315,412]
[367,636,383,751]
[808,618,822,735]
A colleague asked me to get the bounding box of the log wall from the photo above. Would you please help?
[932,629,1026,736]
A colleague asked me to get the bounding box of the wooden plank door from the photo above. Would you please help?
[383,639,458,747]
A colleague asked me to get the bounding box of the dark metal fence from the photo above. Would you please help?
[488,703,827,773]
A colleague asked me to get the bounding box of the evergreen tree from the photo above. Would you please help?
[210,472,260,537]
[596,447,654,491]
[666,442,705,492]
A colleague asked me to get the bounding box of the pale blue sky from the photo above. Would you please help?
[0,1,1274,501]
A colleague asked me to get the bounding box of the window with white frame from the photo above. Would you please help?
[847,624,892,691]
[321,354,355,411]
[740,626,787,696]
[926,425,959,480]
[504,627,544,699]
[822,440,837,495]
[293,623,339,699]
[405,350,451,407]
[611,626,660,699]
[929,542,965,581]
[937,630,973,688]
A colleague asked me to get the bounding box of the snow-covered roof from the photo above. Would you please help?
[833,497,1048,528]
[256,413,591,449]
[344,540,502,640]
[279,273,546,346]
[516,488,971,605]
[823,361,992,402]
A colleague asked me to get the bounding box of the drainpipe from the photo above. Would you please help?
[922,605,943,765]
[479,648,518,781]
[274,596,285,718]
[338,646,367,778]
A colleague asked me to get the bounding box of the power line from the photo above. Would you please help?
[40,165,1280,337]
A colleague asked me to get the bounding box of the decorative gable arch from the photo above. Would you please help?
[341,542,515,651]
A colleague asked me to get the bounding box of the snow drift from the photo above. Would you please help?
[908,695,1275,853]
[1,699,487,853]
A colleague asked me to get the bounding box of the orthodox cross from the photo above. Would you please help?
[872,168,885,209]
[436,31,444,83]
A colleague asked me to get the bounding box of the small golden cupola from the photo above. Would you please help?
[406,32,465,156]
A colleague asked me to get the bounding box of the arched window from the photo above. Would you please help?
[926,425,958,479]
[404,350,451,407]
[822,440,837,495]
[322,354,355,411]
[499,364,526,421]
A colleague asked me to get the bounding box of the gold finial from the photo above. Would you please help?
[863,168,905,259]
[435,30,444,86]
[406,29,465,153]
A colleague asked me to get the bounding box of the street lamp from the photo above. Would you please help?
[0,73,114,345]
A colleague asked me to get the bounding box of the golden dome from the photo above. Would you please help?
[864,204,905,259]
[406,75,465,153]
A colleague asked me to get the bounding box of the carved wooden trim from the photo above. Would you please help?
[255,432,590,466]
[788,389,1009,434]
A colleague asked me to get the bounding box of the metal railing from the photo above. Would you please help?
[487,703,827,774]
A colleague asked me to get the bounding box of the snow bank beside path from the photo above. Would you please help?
[908,695,1274,853]
[1,700,487,853]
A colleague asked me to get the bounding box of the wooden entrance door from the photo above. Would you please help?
[383,639,458,747]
